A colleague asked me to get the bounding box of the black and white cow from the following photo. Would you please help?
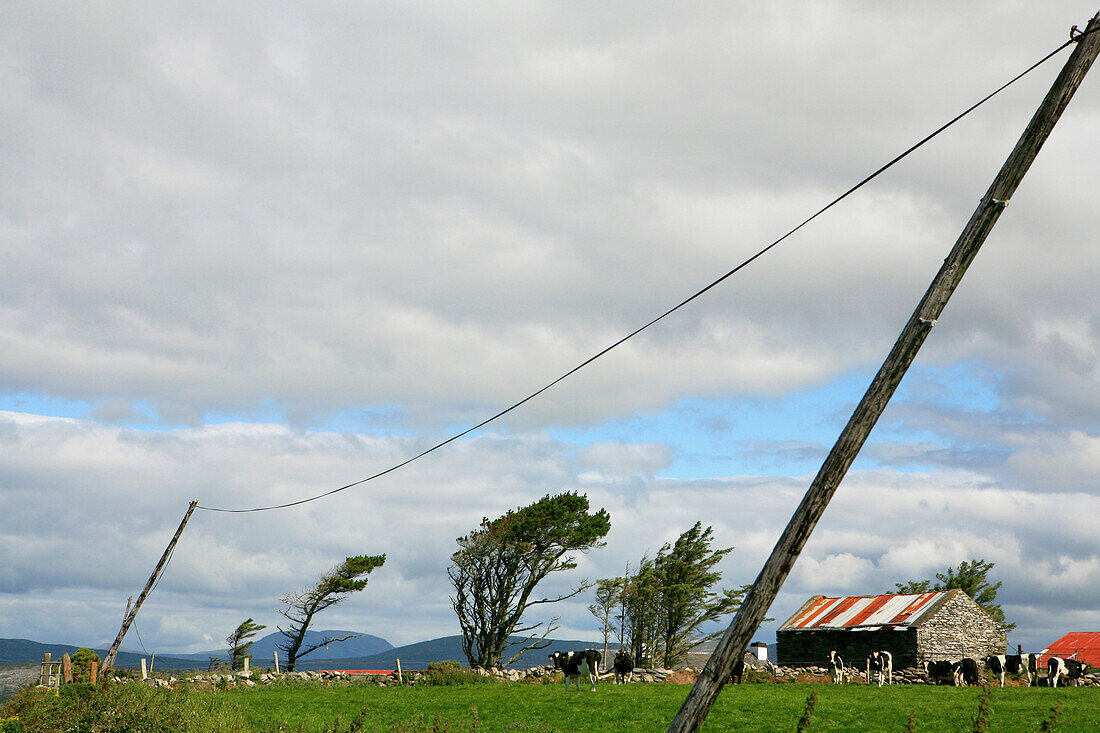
[867,651,893,687]
[953,657,980,687]
[1048,657,1068,688]
[1005,653,1038,687]
[1066,660,1090,686]
[549,649,602,692]
[924,660,956,685]
[985,654,1008,687]
[612,650,633,684]
[1048,657,1089,688]
[827,650,846,684]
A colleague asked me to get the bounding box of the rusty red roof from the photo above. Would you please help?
[1038,632,1100,667]
[778,591,951,630]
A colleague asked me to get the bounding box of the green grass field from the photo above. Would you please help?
[5,679,1100,732]
[226,681,1100,732]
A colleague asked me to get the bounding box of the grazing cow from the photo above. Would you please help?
[730,656,745,685]
[1005,653,1037,687]
[1050,657,1089,687]
[612,650,633,684]
[1048,657,1068,688]
[827,650,846,684]
[867,651,893,687]
[985,654,1007,687]
[953,657,980,687]
[1066,660,1089,686]
[924,660,956,685]
[549,649,601,692]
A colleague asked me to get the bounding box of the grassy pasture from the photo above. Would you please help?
[4,679,1100,731]
[227,681,1100,732]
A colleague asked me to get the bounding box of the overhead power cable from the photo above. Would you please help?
[197,31,1087,514]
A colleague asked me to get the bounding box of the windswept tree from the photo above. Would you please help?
[615,523,750,668]
[652,522,746,668]
[894,557,1014,631]
[449,492,611,669]
[588,577,623,662]
[277,554,386,671]
[226,618,266,671]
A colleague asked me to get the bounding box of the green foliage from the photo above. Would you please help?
[278,554,386,671]
[421,661,495,687]
[448,492,611,669]
[227,617,267,671]
[893,580,932,594]
[70,648,100,683]
[972,685,992,732]
[0,682,247,732]
[895,558,1014,631]
[616,523,747,668]
[796,689,817,732]
[59,683,95,702]
[741,667,773,684]
[588,577,622,660]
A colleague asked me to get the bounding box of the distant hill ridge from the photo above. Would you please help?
[180,630,394,664]
[1,634,602,671]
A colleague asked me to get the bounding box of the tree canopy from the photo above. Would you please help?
[894,557,1014,631]
[449,491,611,669]
[613,522,748,668]
[277,554,386,671]
[226,617,266,671]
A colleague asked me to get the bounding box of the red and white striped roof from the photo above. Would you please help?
[779,592,949,630]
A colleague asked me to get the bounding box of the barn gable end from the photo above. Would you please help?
[915,590,1006,662]
[776,589,1006,668]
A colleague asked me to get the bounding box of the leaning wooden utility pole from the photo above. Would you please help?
[669,14,1100,733]
[100,500,199,674]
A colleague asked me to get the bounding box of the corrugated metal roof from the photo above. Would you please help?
[1038,632,1100,666]
[779,592,948,630]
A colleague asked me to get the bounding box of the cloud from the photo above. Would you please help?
[2,2,1097,430]
[1,2,1098,659]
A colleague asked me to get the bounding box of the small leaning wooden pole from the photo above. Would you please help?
[100,499,199,674]
[668,13,1100,733]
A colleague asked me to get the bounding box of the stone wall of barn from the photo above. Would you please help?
[915,592,1006,662]
[776,628,919,668]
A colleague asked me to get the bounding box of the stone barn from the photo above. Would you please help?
[776,590,1006,669]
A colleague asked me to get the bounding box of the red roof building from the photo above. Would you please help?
[1038,632,1100,667]
[777,589,1006,668]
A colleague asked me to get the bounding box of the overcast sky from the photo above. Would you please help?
[2,2,1099,660]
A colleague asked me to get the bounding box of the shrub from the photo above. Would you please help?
[421,661,495,687]
[0,682,248,732]
[741,668,772,684]
[70,648,100,683]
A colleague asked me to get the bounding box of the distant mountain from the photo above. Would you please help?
[292,635,603,671]
[0,638,208,670]
[176,630,393,664]
[1,633,599,672]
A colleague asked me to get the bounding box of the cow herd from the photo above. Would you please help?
[827,650,1091,688]
[544,645,1091,692]
[546,648,638,691]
